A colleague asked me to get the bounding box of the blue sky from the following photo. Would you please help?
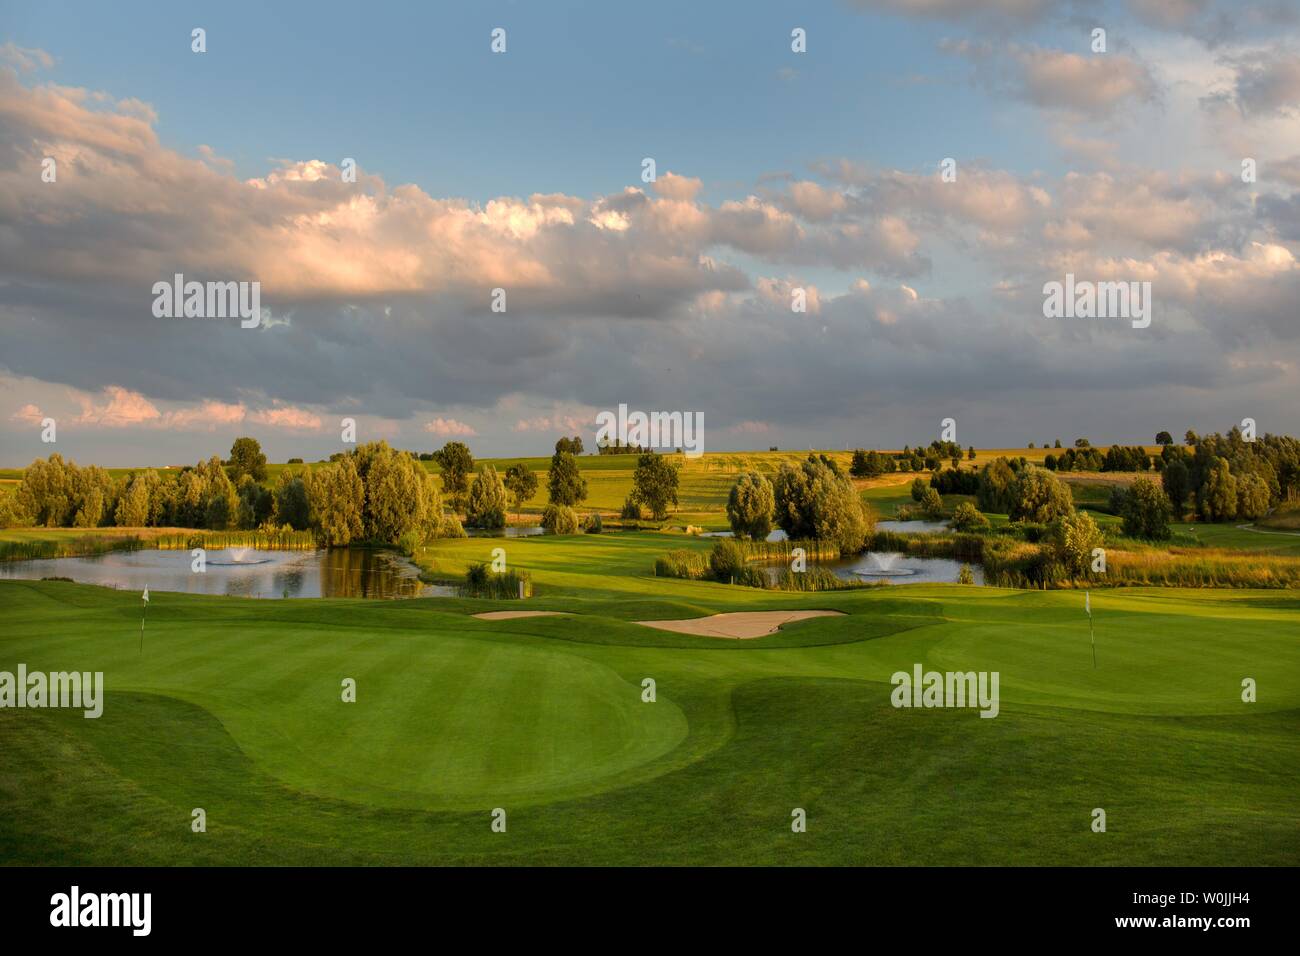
[5,1,1052,200]
[2,0,1299,464]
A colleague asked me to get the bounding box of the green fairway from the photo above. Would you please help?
[2,529,1297,866]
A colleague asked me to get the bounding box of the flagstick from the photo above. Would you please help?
[139,601,147,655]
[1089,613,1096,669]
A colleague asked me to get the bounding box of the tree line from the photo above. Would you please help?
[6,439,462,549]
[850,440,975,478]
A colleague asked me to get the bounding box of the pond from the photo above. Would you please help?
[827,551,982,585]
[762,550,983,585]
[0,548,440,599]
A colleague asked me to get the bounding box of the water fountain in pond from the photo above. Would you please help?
[853,551,918,578]
[207,546,272,567]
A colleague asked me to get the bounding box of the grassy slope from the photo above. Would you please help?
[2,528,1297,866]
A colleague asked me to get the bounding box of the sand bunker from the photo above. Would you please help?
[472,610,570,620]
[636,610,844,639]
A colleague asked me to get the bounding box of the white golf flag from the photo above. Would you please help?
[1085,591,1090,616]
[142,586,150,604]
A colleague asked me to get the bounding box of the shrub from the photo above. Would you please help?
[541,503,579,534]
[709,539,747,582]
[958,564,975,585]
[439,514,467,538]
[583,512,603,534]
[919,487,944,519]
[620,496,641,520]
[949,502,990,532]
[910,477,927,502]
[1014,521,1050,543]
[1050,510,1104,576]
[397,529,421,557]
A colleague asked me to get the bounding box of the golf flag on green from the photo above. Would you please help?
[139,586,149,655]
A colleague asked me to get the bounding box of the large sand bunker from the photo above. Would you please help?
[473,610,570,620]
[636,610,844,639]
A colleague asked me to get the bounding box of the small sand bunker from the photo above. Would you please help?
[636,610,844,640]
[473,610,570,620]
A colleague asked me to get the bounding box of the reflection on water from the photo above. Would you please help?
[705,522,950,539]
[465,526,546,537]
[700,529,788,541]
[876,519,951,534]
[0,548,434,599]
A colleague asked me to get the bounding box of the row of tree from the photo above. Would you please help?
[8,441,462,548]
[1042,444,1156,472]
[850,443,977,478]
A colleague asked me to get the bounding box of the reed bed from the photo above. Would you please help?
[461,563,533,599]
[735,537,841,563]
[768,567,882,592]
[0,535,145,562]
[1104,549,1300,589]
[654,549,711,580]
[153,530,317,551]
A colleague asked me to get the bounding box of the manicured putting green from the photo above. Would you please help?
[235,636,689,808]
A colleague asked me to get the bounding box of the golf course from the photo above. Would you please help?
[2,520,1297,866]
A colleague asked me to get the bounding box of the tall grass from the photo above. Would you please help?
[654,549,710,580]
[769,567,882,591]
[461,563,534,599]
[0,535,145,562]
[734,537,840,563]
[153,530,317,551]
[1104,549,1300,588]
